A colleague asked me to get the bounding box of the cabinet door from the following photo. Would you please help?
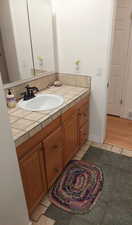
[63,115,78,165]
[43,127,63,188]
[19,144,47,215]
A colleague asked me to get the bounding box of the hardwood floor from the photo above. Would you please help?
[105,115,132,151]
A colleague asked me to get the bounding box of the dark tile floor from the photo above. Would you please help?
[45,147,132,225]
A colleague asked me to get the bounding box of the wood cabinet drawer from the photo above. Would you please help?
[79,123,88,147]
[43,127,63,188]
[61,104,77,122]
[42,116,61,139]
[17,130,43,159]
[77,96,89,108]
[79,103,89,127]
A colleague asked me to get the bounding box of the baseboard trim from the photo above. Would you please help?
[89,134,103,144]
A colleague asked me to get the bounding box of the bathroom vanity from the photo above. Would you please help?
[11,86,90,216]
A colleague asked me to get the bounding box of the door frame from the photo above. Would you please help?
[103,0,118,143]
[120,16,132,119]
[107,0,132,119]
[104,0,132,143]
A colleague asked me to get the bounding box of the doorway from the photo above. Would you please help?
[105,0,132,150]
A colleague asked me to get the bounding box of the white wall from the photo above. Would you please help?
[0,75,30,225]
[0,0,20,82]
[54,0,114,142]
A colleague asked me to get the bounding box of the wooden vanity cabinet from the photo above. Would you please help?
[16,95,89,216]
[19,143,47,215]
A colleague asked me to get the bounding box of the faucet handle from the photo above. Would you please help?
[25,84,39,92]
[33,87,39,93]
[25,84,30,90]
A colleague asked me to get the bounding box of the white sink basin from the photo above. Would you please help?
[18,94,64,111]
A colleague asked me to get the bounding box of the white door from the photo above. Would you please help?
[0,74,29,225]
[108,0,132,116]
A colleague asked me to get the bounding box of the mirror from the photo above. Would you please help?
[0,0,34,84]
[28,0,55,75]
[0,0,55,85]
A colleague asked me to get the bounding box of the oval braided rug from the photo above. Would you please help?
[49,160,104,214]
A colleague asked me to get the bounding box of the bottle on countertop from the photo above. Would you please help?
[6,89,16,108]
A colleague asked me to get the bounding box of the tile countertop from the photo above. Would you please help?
[8,85,90,147]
